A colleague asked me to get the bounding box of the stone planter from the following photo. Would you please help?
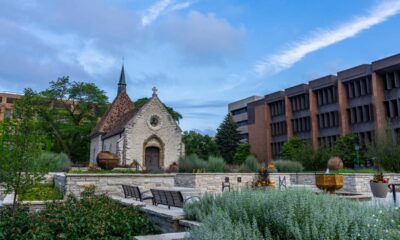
[96,151,119,170]
[369,182,389,198]
[315,174,344,193]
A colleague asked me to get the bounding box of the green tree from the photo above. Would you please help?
[25,77,109,163]
[281,136,314,170]
[367,125,400,172]
[215,114,241,164]
[331,133,360,168]
[133,97,183,123]
[0,89,49,229]
[182,131,219,160]
[233,144,251,165]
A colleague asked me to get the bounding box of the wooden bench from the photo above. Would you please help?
[122,185,153,202]
[150,189,199,209]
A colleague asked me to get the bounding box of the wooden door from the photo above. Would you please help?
[145,147,160,172]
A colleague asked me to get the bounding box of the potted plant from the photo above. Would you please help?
[370,171,389,198]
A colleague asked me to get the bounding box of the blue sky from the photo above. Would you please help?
[1,0,400,134]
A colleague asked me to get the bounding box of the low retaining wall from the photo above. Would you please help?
[52,172,400,198]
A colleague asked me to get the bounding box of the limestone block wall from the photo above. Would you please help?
[54,173,66,193]
[64,173,176,198]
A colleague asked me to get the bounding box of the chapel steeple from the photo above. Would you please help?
[117,64,126,95]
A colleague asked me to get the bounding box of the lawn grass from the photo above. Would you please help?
[330,168,376,174]
[19,183,63,201]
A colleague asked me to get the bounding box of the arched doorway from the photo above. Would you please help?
[145,146,160,172]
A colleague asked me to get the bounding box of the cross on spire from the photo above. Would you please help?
[152,86,158,96]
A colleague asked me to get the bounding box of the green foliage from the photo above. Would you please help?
[178,154,208,173]
[185,189,400,240]
[215,114,241,164]
[0,189,155,239]
[133,97,183,123]
[308,146,330,171]
[69,169,142,174]
[233,144,251,165]
[17,78,109,163]
[281,136,314,170]
[206,156,225,173]
[367,125,400,173]
[19,183,63,201]
[39,152,72,172]
[331,133,361,168]
[0,89,50,209]
[182,131,219,160]
[239,155,260,173]
[330,168,376,174]
[274,160,303,172]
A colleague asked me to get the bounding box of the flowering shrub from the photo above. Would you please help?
[185,189,400,240]
[254,179,275,187]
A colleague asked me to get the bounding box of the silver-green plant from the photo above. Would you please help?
[206,156,225,173]
[274,160,304,173]
[185,189,399,240]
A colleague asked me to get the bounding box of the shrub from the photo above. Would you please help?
[281,137,314,169]
[239,155,260,172]
[233,144,251,165]
[19,183,63,201]
[0,188,155,239]
[182,131,219,160]
[331,133,364,168]
[178,154,208,173]
[274,160,303,173]
[309,146,330,171]
[185,189,400,240]
[39,152,72,172]
[206,156,225,173]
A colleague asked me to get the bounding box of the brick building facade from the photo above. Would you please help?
[239,53,400,163]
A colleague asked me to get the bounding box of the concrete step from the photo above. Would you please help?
[133,232,189,240]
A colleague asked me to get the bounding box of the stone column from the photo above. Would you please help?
[371,72,386,130]
[309,89,319,150]
[337,80,350,135]
[284,96,293,138]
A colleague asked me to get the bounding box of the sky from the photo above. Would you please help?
[1,0,400,135]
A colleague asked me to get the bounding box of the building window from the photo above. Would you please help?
[290,94,309,112]
[231,107,247,116]
[270,100,285,117]
[316,86,338,106]
[317,111,339,129]
[6,97,17,104]
[318,135,338,149]
[384,99,400,119]
[347,104,374,125]
[236,120,248,127]
[239,133,249,141]
[272,141,284,159]
[383,71,400,90]
[271,121,287,137]
[346,76,372,99]
[0,96,2,103]
[4,109,12,119]
[292,116,311,134]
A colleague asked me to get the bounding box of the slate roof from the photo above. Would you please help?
[90,90,136,138]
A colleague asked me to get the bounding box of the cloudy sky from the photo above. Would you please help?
[1,0,400,134]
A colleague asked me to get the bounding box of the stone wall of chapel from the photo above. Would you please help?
[124,97,184,169]
[102,134,121,156]
[89,136,102,164]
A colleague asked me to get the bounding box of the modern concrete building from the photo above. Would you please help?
[228,96,263,143]
[241,53,400,163]
[0,92,22,121]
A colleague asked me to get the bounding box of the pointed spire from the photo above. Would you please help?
[118,64,126,95]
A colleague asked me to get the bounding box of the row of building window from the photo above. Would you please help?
[0,97,17,104]
[240,133,249,141]
[356,131,373,148]
[231,107,247,116]
[271,141,284,159]
[290,94,309,112]
[292,116,311,134]
[384,98,400,119]
[347,104,374,125]
[236,120,248,127]
[318,135,339,149]
[345,77,372,99]
[383,71,400,90]
[270,100,285,117]
[317,111,339,129]
[315,86,337,106]
[271,121,287,137]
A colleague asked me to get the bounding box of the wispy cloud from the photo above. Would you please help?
[141,0,194,27]
[254,0,400,76]
[142,0,173,27]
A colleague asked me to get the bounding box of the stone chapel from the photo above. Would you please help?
[89,66,185,171]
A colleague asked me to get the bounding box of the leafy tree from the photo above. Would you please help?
[215,114,241,164]
[367,125,400,172]
[21,77,109,163]
[281,136,314,170]
[133,97,183,123]
[234,144,251,165]
[182,131,219,160]
[331,133,361,168]
[0,89,49,228]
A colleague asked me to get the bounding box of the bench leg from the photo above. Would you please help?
[392,185,396,203]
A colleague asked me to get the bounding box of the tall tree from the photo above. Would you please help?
[133,97,182,123]
[0,89,49,226]
[182,131,219,160]
[215,114,241,164]
[331,133,361,168]
[20,77,109,163]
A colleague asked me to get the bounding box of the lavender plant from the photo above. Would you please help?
[185,189,399,240]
